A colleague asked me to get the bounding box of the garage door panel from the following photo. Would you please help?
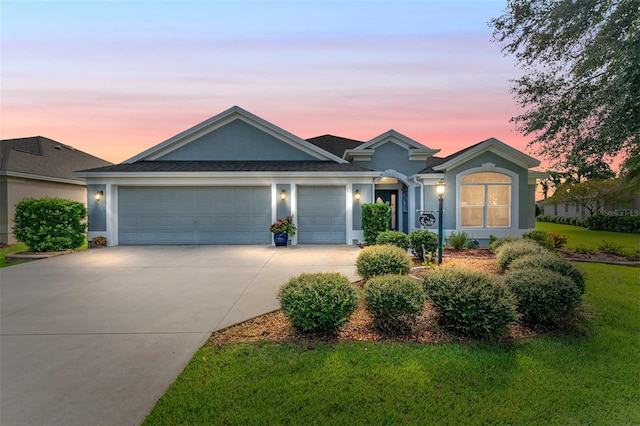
[118,187,271,245]
[297,186,346,244]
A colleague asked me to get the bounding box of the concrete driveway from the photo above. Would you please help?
[0,245,359,425]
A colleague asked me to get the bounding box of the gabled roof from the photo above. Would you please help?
[343,130,440,161]
[418,137,540,173]
[306,134,364,157]
[125,106,348,164]
[0,136,112,184]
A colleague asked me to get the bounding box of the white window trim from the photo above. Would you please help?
[456,165,519,234]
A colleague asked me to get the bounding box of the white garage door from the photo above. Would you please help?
[297,186,346,244]
[118,187,271,245]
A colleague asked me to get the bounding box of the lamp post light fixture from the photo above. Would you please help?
[435,179,446,265]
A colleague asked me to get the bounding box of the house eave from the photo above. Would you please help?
[433,140,540,171]
[2,170,86,186]
[75,171,382,179]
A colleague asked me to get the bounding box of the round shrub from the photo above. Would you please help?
[376,231,410,251]
[504,268,583,326]
[509,253,586,294]
[408,229,438,262]
[13,197,87,252]
[364,275,425,334]
[495,239,549,272]
[422,266,517,339]
[356,244,412,280]
[278,273,358,333]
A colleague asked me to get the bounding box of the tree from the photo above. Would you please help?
[620,154,640,188]
[549,178,631,217]
[490,0,640,165]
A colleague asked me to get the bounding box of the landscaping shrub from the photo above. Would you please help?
[465,239,480,249]
[408,229,439,262]
[361,203,391,245]
[376,231,410,251]
[356,244,412,280]
[523,230,569,251]
[586,214,640,234]
[495,239,549,272]
[363,275,425,334]
[598,240,624,255]
[422,266,517,339]
[278,272,358,333]
[446,231,469,250]
[12,197,87,252]
[509,253,586,294]
[487,235,519,253]
[504,268,583,326]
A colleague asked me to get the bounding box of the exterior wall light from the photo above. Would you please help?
[435,179,446,265]
[95,190,104,202]
[280,189,286,201]
[354,189,361,202]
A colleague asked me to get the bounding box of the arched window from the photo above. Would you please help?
[460,172,511,228]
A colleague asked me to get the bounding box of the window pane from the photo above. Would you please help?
[461,172,510,183]
[461,207,484,227]
[487,185,511,206]
[487,207,510,227]
[461,186,484,206]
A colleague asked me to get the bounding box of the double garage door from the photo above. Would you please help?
[118,186,346,245]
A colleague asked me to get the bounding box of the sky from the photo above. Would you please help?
[0,0,536,166]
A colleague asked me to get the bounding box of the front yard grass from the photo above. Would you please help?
[143,262,639,425]
[536,221,640,252]
[0,244,28,268]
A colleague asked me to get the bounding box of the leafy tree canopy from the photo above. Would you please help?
[491,0,640,165]
[549,178,631,216]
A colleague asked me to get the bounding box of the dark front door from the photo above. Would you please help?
[375,190,399,231]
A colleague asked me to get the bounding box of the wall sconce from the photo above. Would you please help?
[280,189,286,202]
[94,190,104,202]
[354,189,361,202]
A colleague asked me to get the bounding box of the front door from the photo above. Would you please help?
[375,190,399,231]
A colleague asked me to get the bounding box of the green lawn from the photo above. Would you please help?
[536,221,640,252]
[144,262,639,425]
[0,244,28,268]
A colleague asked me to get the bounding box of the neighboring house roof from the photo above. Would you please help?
[0,136,113,184]
[306,134,364,157]
[125,106,348,164]
[418,137,540,173]
[77,160,374,174]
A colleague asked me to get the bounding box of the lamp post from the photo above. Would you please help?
[435,179,446,266]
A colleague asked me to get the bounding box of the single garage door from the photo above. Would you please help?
[118,186,271,245]
[297,186,346,244]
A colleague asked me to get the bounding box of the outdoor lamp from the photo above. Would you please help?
[436,179,445,265]
[95,190,104,202]
[280,189,286,201]
[354,189,361,202]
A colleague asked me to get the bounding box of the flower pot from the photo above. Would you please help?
[273,233,288,247]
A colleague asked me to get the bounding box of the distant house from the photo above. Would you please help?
[0,137,112,244]
[76,106,544,246]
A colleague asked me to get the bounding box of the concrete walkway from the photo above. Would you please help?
[0,245,359,425]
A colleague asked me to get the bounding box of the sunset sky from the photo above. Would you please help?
[1,0,537,166]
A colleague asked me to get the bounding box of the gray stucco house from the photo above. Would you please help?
[76,106,543,246]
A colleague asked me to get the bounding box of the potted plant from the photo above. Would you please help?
[270,215,297,246]
[90,236,107,248]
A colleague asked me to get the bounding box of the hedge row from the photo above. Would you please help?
[536,215,587,227]
[585,214,640,234]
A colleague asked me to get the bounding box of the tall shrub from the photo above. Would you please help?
[408,229,438,262]
[361,203,390,245]
[376,230,410,251]
[364,275,425,334]
[13,197,87,252]
[356,244,411,280]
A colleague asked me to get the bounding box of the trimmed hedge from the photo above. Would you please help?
[504,268,583,326]
[356,244,412,280]
[585,214,640,234]
[509,253,586,294]
[278,273,358,333]
[422,266,517,339]
[408,229,439,262]
[536,215,588,227]
[376,231,410,251]
[362,203,391,245]
[12,197,87,252]
[495,240,549,272]
[364,275,425,334]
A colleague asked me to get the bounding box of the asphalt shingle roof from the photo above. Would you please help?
[79,160,374,173]
[0,136,112,180]
[306,134,364,157]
